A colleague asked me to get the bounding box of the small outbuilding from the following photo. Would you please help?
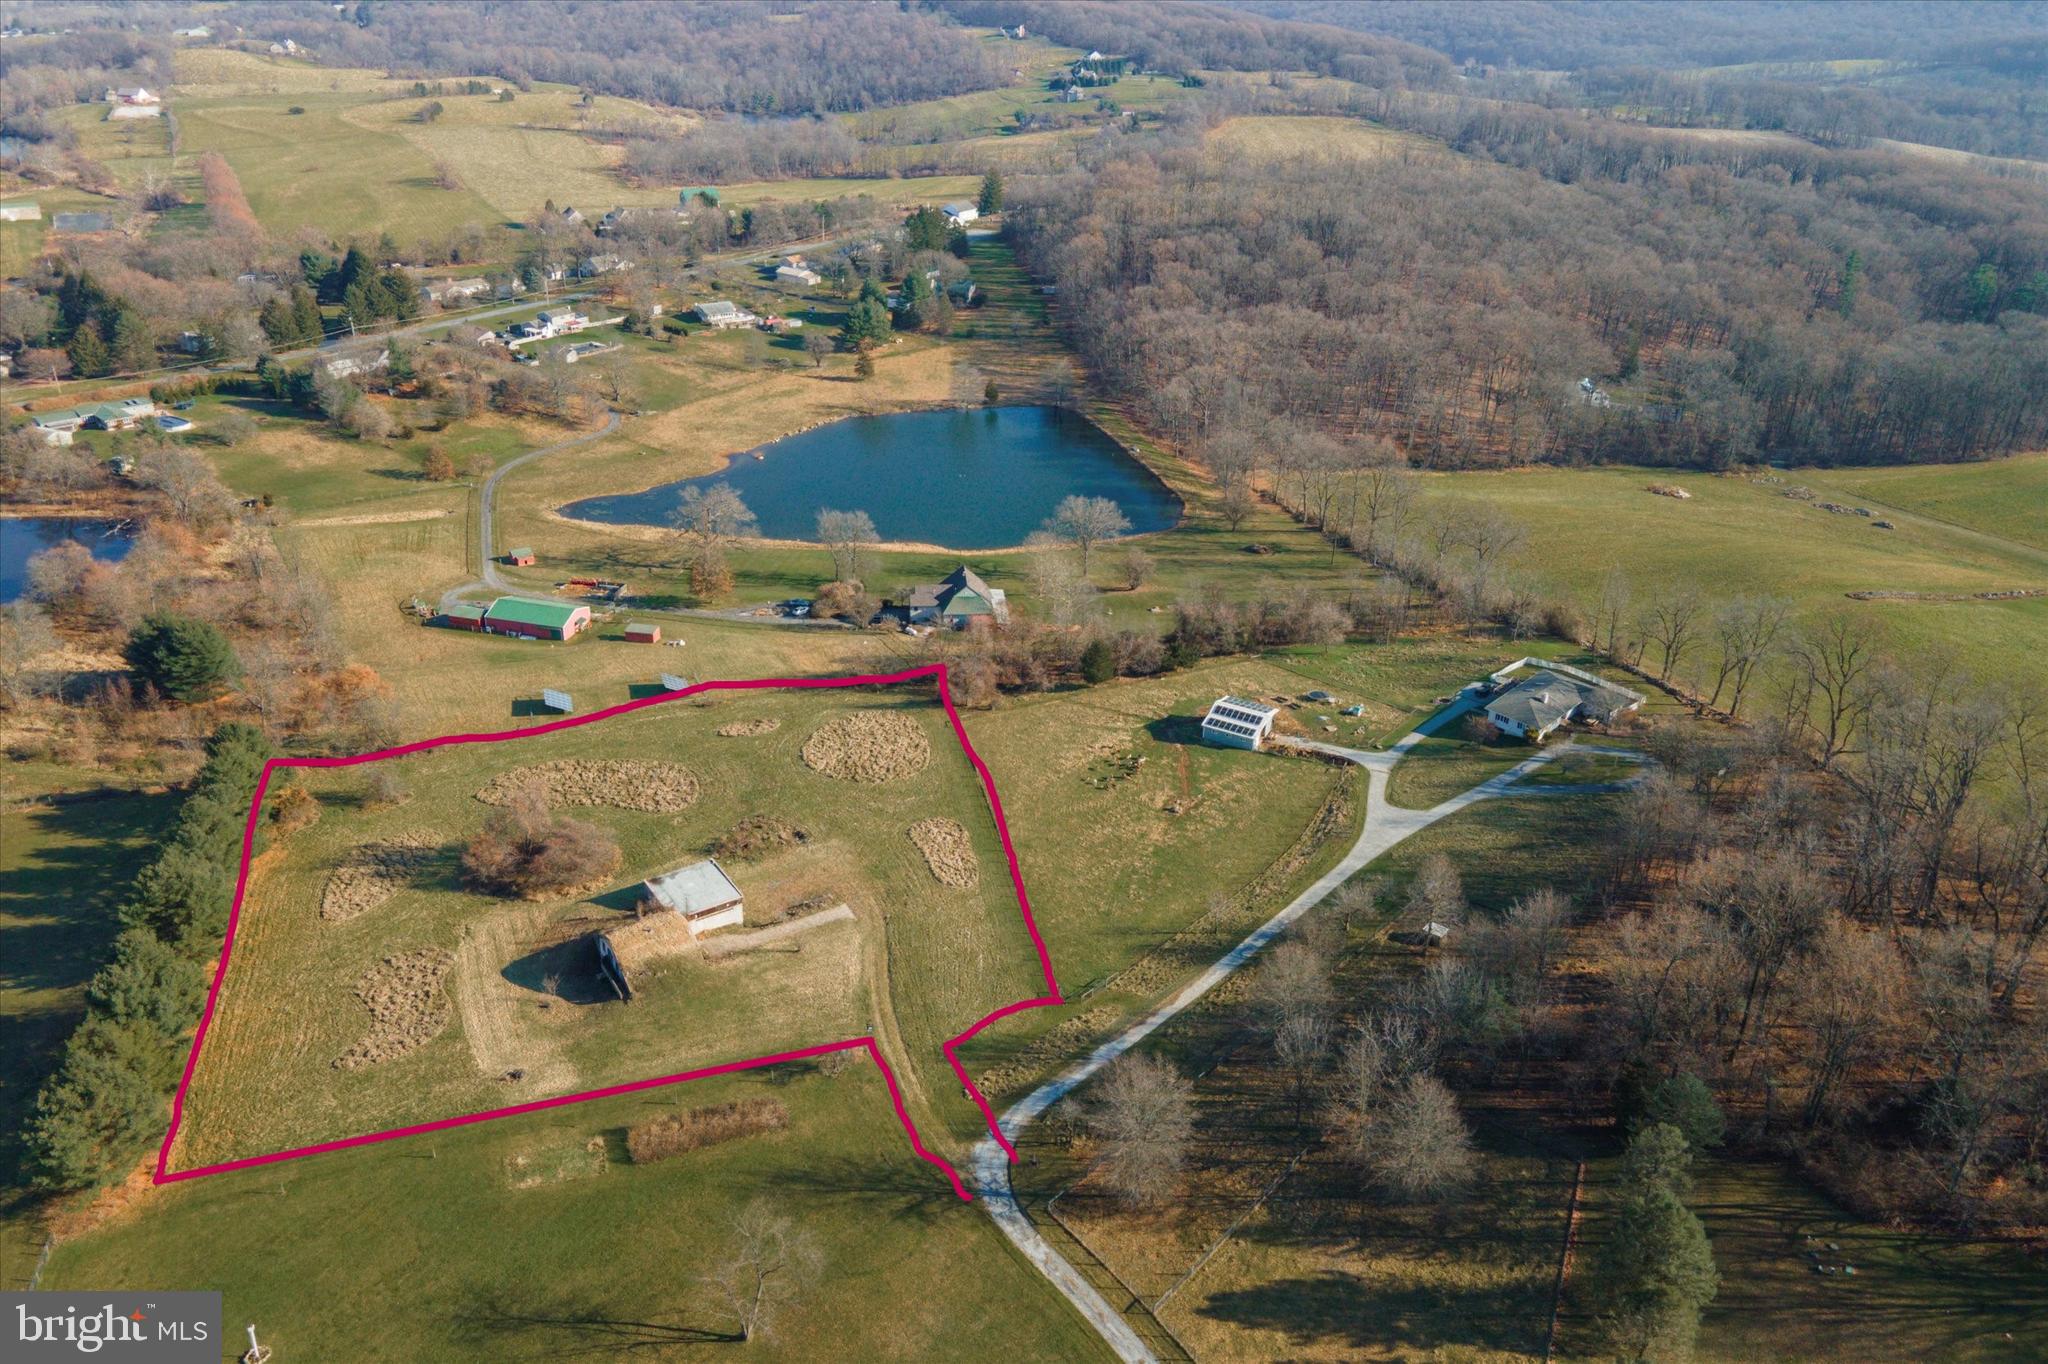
[439,602,488,632]
[640,858,744,935]
[1202,696,1280,751]
[504,547,537,567]
[624,622,662,644]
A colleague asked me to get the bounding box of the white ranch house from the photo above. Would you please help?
[1202,696,1280,751]
[942,201,980,226]
[1482,662,1643,741]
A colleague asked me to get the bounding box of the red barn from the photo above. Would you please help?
[482,596,590,641]
[624,622,661,644]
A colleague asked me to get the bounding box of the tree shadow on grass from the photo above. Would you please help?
[456,1292,740,1357]
[501,937,614,1006]
[1142,715,1205,746]
[1191,1269,1545,1356]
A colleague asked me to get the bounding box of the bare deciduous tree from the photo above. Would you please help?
[1045,494,1131,577]
[815,508,879,584]
[700,1199,823,1343]
[1085,1052,1195,1208]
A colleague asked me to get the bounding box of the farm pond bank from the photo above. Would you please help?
[1,517,137,603]
[558,405,1182,550]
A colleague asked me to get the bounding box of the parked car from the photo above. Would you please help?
[1304,690,1337,703]
[780,599,812,618]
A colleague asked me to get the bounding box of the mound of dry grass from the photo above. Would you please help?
[800,710,931,783]
[475,760,698,812]
[333,948,455,1069]
[626,1098,789,1164]
[717,717,781,737]
[320,836,438,922]
[711,815,809,862]
[908,817,979,888]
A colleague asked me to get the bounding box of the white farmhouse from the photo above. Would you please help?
[942,201,980,227]
[1201,696,1280,750]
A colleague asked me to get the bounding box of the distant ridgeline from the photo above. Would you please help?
[1008,86,2048,471]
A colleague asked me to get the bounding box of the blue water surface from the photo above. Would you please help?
[560,406,1181,550]
[0,518,137,603]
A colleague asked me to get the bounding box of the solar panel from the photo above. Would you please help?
[541,689,573,713]
[660,673,690,692]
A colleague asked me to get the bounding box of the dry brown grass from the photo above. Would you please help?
[318,835,439,922]
[475,759,699,812]
[800,710,931,783]
[711,814,809,862]
[625,1097,789,1164]
[717,717,781,737]
[907,817,979,888]
[333,948,456,1069]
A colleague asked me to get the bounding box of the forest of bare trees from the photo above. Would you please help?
[1005,92,2048,471]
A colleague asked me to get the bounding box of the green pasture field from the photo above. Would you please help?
[1423,463,2048,695]
[1818,452,2048,554]
[43,1063,1113,1361]
[175,685,1044,1168]
[0,789,176,1185]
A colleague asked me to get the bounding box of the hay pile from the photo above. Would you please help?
[717,718,781,737]
[801,711,931,783]
[908,817,979,888]
[711,815,808,862]
[320,836,438,922]
[475,760,698,812]
[333,948,455,1069]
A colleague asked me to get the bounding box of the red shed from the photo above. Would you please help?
[505,547,537,567]
[624,622,662,644]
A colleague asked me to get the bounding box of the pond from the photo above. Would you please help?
[560,405,1181,550]
[0,518,138,603]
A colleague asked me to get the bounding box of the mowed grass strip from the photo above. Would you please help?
[43,1067,1114,1361]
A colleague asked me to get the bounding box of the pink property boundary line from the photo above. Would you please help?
[153,665,1064,1202]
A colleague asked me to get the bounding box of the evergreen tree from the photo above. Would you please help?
[1636,1073,1725,1152]
[1594,1122,1720,1362]
[978,169,1004,216]
[87,931,207,1038]
[1837,249,1863,317]
[109,306,155,373]
[904,205,950,252]
[299,248,340,301]
[259,295,299,347]
[1081,638,1116,684]
[123,612,241,702]
[839,293,892,350]
[290,284,325,345]
[22,1019,167,1189]
[66,321,111,377]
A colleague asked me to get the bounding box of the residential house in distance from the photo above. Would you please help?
[1482,666,1643,741]
[942,200,980,226]
[556,205,584,226]
[267,38,300,55]
[0,201,42,222]
[172,25,210,38]
[775,260,821,286]
[30,397,158,442]
[105,87,163,119]
[575,253,630,277]
[560,340,620,363]
[895,565,1009,629]
[314,348,389,381]
[692,300,758,329]
[420,277,490,306]
[514,309,586,340]
[1201,696,1280,751]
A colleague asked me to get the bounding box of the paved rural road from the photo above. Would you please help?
[439,410,622,611]
[971,700,1642,1362]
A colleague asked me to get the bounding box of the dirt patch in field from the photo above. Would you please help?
[717,717,781,737]
[711,815,809,862]
[475,759,699,812]
[907,817,979,888]
[333,948,455,1069]
[319,835,439,921]
[800,710,930,783]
